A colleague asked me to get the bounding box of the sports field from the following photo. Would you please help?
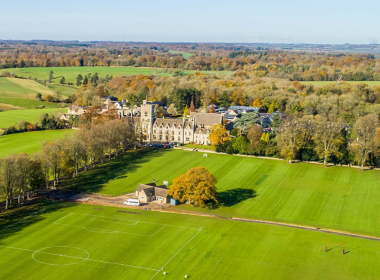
[5,67,234,85]
[1,200,380,280]
[0,108,67,129]
[0,129,74,157]
[300,81,380,87]
[61,148,380,237]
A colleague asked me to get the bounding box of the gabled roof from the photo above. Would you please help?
[190,112,223,127]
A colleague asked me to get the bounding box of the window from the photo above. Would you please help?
[144,112,148,117]
[141,196,145,199]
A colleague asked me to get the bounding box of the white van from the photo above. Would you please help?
[124,199,140,206]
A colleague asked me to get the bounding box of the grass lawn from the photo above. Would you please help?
[61,148,380,237]
[0,129,74,158]
[5,67,234,85]
[1,200,380,279]
[300,81,380,87]
[0,108,67,129]
[47,83,77,97]
[183,144,215,150]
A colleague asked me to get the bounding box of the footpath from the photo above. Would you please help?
[37,189,380,243]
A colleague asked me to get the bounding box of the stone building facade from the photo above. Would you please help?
[141,101,223,144]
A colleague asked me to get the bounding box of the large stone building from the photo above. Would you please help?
[141,101,223,144]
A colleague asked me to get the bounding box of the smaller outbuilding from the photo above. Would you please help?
[135,182,171,204]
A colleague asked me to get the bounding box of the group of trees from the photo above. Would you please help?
[3,112,66,135]
[0,119,138,209]
[211,113,380,170]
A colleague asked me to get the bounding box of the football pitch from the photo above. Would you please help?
[1,201,380,279]
[61,148,380,237]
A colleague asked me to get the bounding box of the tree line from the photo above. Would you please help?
[211,113,380,170]
[0,119,138,209]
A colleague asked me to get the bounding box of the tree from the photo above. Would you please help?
[167,103,177,115]
[154,104,165,118]
[189,99,196,113]
[252,98,262,108]
[43,94,54,102]
[76,74,83,86]
[233,112,259,135]
[232,136,249,154]
[314,118,342,166]
[49,70,54,82]
[183,106,189,116]
[168,166,218,207]
[349,115,379,170]
[276,116,301,162]
[271,114,282,129]
[209,124,230,148]
[209,104,216,113]
[218,91,231,108]
[0,154,17,209]
[268,101,278,113]
[36,93,42,100]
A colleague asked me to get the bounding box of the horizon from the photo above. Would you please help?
[1,0,380,44]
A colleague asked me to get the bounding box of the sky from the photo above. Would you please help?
[0,0,379,44]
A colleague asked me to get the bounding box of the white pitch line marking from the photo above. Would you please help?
[150,226,203,280]
[0,245,159,272]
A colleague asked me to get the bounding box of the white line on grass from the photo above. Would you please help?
[150,226,203,280]
[151,225,166,237]
[0,245,159,272]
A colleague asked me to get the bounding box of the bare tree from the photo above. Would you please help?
[276,116,301,163]
[314,117,343,166]
[349,115,379,170]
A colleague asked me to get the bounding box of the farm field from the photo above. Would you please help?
[0,129,74,158]
[4,67,234,85]
[1,201,380,280]
[168,50,193,59]
[61,148,380,237]
[300,81,380,87]
[0,77,53,99]
[0,108,67,129]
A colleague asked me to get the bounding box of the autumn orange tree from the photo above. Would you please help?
[208,124,230,148]
[167,166,218,207]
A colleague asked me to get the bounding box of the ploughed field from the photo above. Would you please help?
[62,148,380,237]
[0,129,74,157]
[1,201,380,280]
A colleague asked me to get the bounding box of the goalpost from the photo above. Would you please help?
[325,233,346,254]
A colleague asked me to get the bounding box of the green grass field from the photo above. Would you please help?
[61,148,380,237]
[0,129,74,157]
[1,200,380,279]
[300,81,380,87]
[168,50,193,59]
[0,97,62,109]
[183,144,214,150]
[0,108,67,129]
[5,67,234,85]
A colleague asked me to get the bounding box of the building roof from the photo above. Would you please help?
[136,183,169,197]
[101,95,118,101]
[190,112,223,127]
[228,106,260,112]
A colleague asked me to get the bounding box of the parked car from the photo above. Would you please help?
[124,199,140,206]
